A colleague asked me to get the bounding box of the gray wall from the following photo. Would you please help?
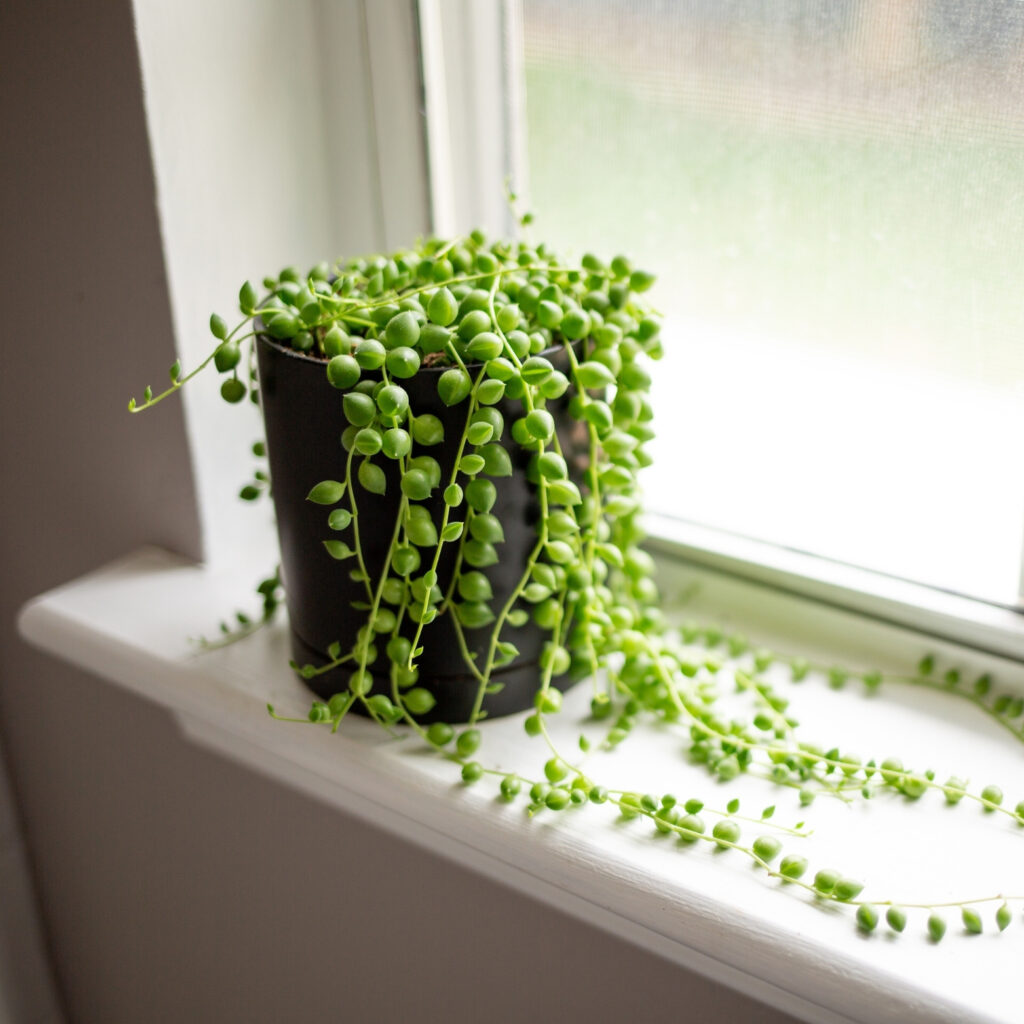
[0,2,796,1020]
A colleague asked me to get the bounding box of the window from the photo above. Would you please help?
[517,0,1024,609]
[135,0,1024,647]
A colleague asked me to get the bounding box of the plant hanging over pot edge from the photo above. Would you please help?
[129,227,1024,942]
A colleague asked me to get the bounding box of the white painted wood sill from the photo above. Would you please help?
[18,547,1024,1024]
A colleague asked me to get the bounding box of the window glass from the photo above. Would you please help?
[521,0,1024,605]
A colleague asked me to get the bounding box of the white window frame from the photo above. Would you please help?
[417,0,528,238]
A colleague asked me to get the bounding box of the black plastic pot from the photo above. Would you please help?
[256,334,584,724]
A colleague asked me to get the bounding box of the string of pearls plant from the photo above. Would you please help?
[130,229,1024,942]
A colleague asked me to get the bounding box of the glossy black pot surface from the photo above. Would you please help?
[256,335,584,723]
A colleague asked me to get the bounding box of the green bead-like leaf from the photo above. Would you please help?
[327,354,360,389]
[403,688,437,715]
[575,360,615,389]
[779,856,808,880]
[358,460,386,494]
[427,286,458,327]
[486,357,517,382]
[478,444,512,477]
[467,331,504,361]
[942,776,966,804]
[239,280,257,314]
[441,521,464,542]
[322,540,354,560]
[355,339,386,369]
[544,540,575,564]
[856,905,878,933]
[862,670,883,691]
[465,479,496,512]
[456,728,481,756]
[458,309,491,341]
[537,452,568,480]
[677,813,705,842]
[426,721,453,746]
[328,508,352,530]
[456,601,496,629]
[214,341,241,373]
[386,346,421,379]
[524,408,555,440]
[463,540,498,567]
[560,309,591,341]
[457,571,493,603]
[266,312,300,340]
[752,836,781,863]
[323,326,349,358]
[366,694,398,721]
[477,379,506,405]
[981,784,1003,810]
[581,400,613,432]
[711,819,741,847]
[354,427,383,456]
[629,269,655,292]
[962,907,983,934]
[307,480,346,505]
[603,495,637,518]
[343,391,376,427]
[385,311,420,349]
[400,468,432,501]
[467,422,494,446]
[411,415,444,446]
[885,907,907,932]
[540,643,570,675]
[406,516,439,548]
[469,513,504,545]
[438,368,472,406]
[996,903,1012,931]
[382,427,412,460]
[420,323,452,353]
[376,383,409,419]
[392,546,420,576]
[813,870,839,895]
[408,455,441,489]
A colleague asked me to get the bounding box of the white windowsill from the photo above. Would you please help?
[17,547,1024,1024]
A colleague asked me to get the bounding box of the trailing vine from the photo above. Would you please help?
[130,230,1024,941]
[194,567,282,650]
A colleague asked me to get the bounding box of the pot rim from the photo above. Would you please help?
[255,331,577,375]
